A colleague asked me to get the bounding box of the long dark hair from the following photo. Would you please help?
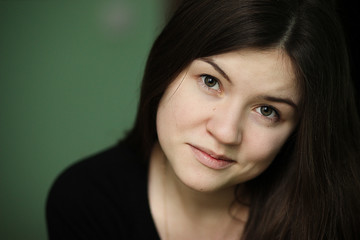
[124,0,360,239]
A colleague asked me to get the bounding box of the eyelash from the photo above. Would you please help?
[255,105,280,122]
[198,73,281,122]
[199,74,222,92]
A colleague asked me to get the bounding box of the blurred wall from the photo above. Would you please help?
[0,1,164,239]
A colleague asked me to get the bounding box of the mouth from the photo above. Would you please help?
[188,144,236,170]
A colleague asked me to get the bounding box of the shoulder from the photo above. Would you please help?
[49,143,146,203]
[55,143,145,188]
[46,143,158,239]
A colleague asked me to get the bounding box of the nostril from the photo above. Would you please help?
[206,120,242,145]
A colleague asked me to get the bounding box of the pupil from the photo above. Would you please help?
[205,76,216,87]
[261,106,272,116]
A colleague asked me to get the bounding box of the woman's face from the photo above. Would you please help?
[156,49,300,192]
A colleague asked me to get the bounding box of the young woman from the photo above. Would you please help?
[47,0,360,239]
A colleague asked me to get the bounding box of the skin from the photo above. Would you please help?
[149,48,300,239]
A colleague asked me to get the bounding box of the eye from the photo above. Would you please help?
[255,106,279,120]
[201,74,220,91]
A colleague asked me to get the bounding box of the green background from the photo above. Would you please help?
[0,1,165,239]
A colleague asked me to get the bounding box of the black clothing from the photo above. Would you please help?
[46,142,160,239]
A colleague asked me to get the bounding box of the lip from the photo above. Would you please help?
[188,144,236,170]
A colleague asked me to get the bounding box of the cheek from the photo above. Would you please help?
[243,125,293,163]
[157,96,187,128]
[157,100,205,139]
[157,85,209,134]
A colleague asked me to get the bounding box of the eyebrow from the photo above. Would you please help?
[199,58,231,83]
[199,57,298,110]
[260,95,298,110]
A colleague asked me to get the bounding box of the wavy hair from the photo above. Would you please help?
[124,0,360,239]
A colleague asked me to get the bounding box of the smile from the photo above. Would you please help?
[188,144,236,170]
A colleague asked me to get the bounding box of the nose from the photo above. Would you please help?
[206,102,242,145]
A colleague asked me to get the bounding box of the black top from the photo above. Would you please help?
[46,142,160,240]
